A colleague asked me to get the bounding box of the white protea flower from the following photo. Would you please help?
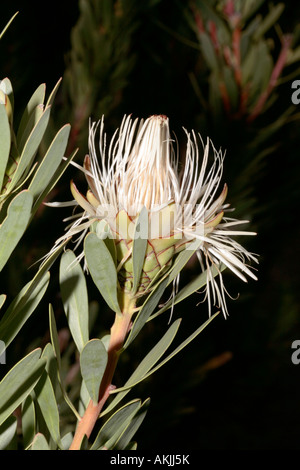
[50,114,258,315]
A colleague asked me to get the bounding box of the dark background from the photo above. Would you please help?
[0,0,300,450]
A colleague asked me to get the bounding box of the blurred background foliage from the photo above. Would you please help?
[0,0,300,449]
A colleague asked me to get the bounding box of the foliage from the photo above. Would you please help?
[0,0,299,451]
[0,9,222,450]
[60,0,162,153]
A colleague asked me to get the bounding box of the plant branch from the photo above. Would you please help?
[69,310,133,450]
[247,35,292,122]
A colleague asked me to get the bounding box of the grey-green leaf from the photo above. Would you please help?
[29,124,71,202]
[253,3,285,41]
[199,31,219,71]
[0,12,19,40]
[0,103,11,190]
[78,379,90,416]
[31,147,77,217]
[139,313,220,382]
[110,314,219,414]
[102,319,181,416]
[0,190,33,271]
[0,349,46,426]
[95,220,117,265]
[46,78,62,108]
[166,238,203,286]
[0,294,6,310]
[80,339,108,404]
[16,83,46,146]
[60,250,89,352]
[84,232,121,313]
[42,342,57,389]
[34,370,62,447]
[0,239,67,350]
[17,105,44,153]
[115,398,150,450]
[0,415,17,450]
[0,272,49,350]
[48,305,62,371]
[61,432,73,450]
[48,305,81,420]
[9,106,51,191]
[30,433,50,450]
[91,399,141,450]
[124,276,169,349]
[22,394,36,449]
[151,264,226,320]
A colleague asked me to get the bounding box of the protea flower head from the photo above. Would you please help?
[51,114,258,315]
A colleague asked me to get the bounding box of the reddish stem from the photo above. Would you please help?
[232,26,242,87]
[69,312,132,450]
[219,81,231,114]
[209,21,220,56]
[248,35,292,122]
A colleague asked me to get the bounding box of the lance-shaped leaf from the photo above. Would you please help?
[95,220,117,266]
[29,124,71,202]
[34,369,62,448]
[0,239,68,352]
[136,312,219,385]
[84,232,121,313]
[22,395,36,449]
[80,339,108,404]
[0,349,46,426]
[253,3,285,41]
[101,319,181,417]
[149,264,226,320]
[60,249,89,352]
[8,106,51,192]
[125,442,138,450]
[0,294,6,310]
[124,276,169,349]
[30,433,50,450]
[0,103,11,190]
[91,399,142,450]
[0,190,33,272]
[42,342,58,390]
[199,31,219,72]
[115,398,150,450]
[78,379,90,417]
[16,83,46,147]
[242,0,265,21]
[165,238,203,286]
[0,12,18,40]
[46,78,62,108]
[105,314,219,428]
[0,273,49,352]
[132,206,148,294]
[61,432,73,451]
[48,305,81,420]
[17,105,44,153]
[31,147,77,218]
[0,415,17,450]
